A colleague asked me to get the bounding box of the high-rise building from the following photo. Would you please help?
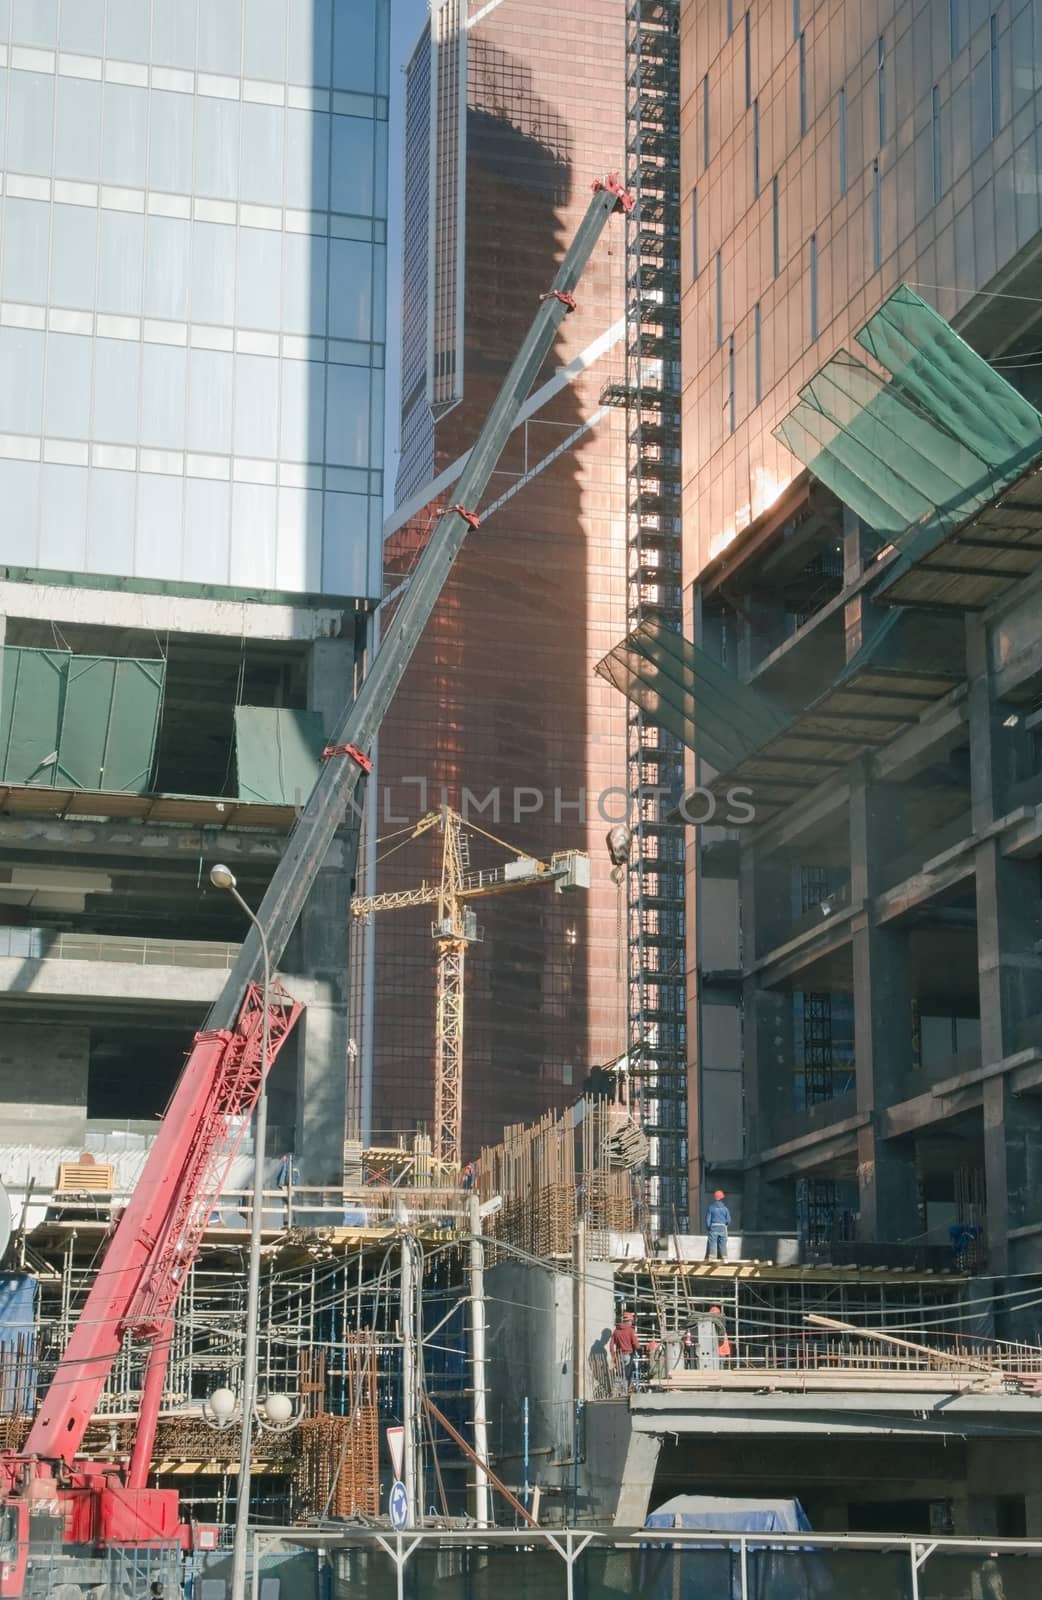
[667,0,1042,1268]
[368,0,632,1157]
[0,0,389,1185]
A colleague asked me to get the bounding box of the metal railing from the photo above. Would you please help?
[252,1525,1042,1600]
[0,925,239,970]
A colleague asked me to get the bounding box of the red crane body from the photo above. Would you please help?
[0,983,301,1596]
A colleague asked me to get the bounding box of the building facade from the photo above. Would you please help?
[367,0,632,1158]
[0,0,389,1185]
[676,0,1042,1268]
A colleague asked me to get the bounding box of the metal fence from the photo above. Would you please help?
[249,1527,1042,1600]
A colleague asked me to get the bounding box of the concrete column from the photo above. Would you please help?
[967,620,1042,1269]
[849,769,918,1241]
[287,638,358,1185]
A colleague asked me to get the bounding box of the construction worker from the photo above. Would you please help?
[704,1190,731,1260]
[970,1553,1008,1600]
[708,1305,732,1359]
[610,1309,641,1391]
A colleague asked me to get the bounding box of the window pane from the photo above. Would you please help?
[190,223,236,325]
[148,90,195,194]
[97,211,144,314]
[276,484,321,589]
[280,358,325,460]
[54,77,101,183]
[106,0,150,61]
[230,481,276,586]
[183,478,231,584]
[140,344,188,449]
[8,72,55,176]
[93,339,141,442]
[0,462,40,564]
[237,229,282,329]
[244,0,287,83]
[330,117,375,214]
[325,365,369,466]
[198,0,243,76]
[240,103,284,206]
[50,206,99,310]
[321,490,368,594]
[151,0,197,69]
[61,0,105,53]
[283,233,328,335]
[136,473,184,580]
[329,239,373,340]
[332,0,375,92]
[194,98,240,199]
[288,0,332,87]
[11,0,57,47]
[44,333,93,439]
[285,109,330,210]
[187,349,234,454]
[233,354,279,456]
[144,216,190,320]
[2,198,51,304]
[87,467,136,575]
[40,464,88,570]
[103,84,148,189]
[0,328,44,434]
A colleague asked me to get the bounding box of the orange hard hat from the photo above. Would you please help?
[714,1189,725,1199]
[622,1310,634,1321]
[709,1305,721,1315]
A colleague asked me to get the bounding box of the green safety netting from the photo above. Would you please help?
[773,285,1042,564]
[594,617,790,773]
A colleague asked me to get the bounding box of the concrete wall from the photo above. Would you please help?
[0,1023,89,1145]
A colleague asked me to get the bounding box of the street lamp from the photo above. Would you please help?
[209,863,271,1600]
[202,1388,299,1437]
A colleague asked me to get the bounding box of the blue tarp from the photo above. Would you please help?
[642,1495,827,1599]
[0,1275,37,1414]
[646,1494,812,1533]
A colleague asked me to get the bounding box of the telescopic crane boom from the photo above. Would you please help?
[0,172,631,1598]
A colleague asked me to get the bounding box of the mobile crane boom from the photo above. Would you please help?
[0,172,630,1597]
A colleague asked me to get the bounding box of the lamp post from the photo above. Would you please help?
[209,863,271,1600]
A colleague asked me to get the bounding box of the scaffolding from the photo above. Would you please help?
[607,0,688,1232]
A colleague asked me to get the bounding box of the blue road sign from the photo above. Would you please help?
[389,1478,410,1531]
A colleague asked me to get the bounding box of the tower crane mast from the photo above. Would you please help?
[353,806,590,1166]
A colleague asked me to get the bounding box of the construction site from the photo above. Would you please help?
[2,0,1042,1596]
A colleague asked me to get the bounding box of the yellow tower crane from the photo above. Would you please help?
[353,805,590,1169]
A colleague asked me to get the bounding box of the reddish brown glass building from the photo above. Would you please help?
[365,0,628,1156]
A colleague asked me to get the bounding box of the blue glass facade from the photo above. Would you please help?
[0,0,388,599]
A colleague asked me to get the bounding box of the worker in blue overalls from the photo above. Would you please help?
[704,1190,732,1261]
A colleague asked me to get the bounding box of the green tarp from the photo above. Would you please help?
[773,284,1042,562]
[233,706,327,806]
[0,647,165,793]
[594,617,790,773]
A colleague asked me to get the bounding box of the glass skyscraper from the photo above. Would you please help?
[0,0,387,598]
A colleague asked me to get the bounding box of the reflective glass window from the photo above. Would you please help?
[240,103,285,207]
[148,91,195,195]
[244,0,287,83]
[140,344,188,449]
[50,207,99,310]
[333,0,376,92]
[237,229,282,330]
[97,211,144,314]
[199,0,244,76]
[60,0,105,54]
[145,216,190,321]
[286,109,330,209]
[288,0,332,87]
[329,239,373,340]
[230,481,277,586]
[151,0,197,69]
[7,72,55,176]
[102,84,148,189]
[106,0,150,61]
[40,464,88,569]
[44,333,93,439]
[190,223,237,325]
[194,97,240,199]
[283,233,328,335]
[321,490,368,594]
[2,198,50,304]
[330,117,375,214]
[92,339,141,442]
[233,354,279,457]
[280,357,326,461]
[11,0,56,47]
[325,364,369,466]
[136,473,184,580]
[0,462,40,563]
[183,479,231,584]
[55,77,101,183]
[187,348,234,455]
[86,467,136,575]
[0,328,44,434]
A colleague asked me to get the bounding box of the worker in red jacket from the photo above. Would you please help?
[610,1309,641,1390]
